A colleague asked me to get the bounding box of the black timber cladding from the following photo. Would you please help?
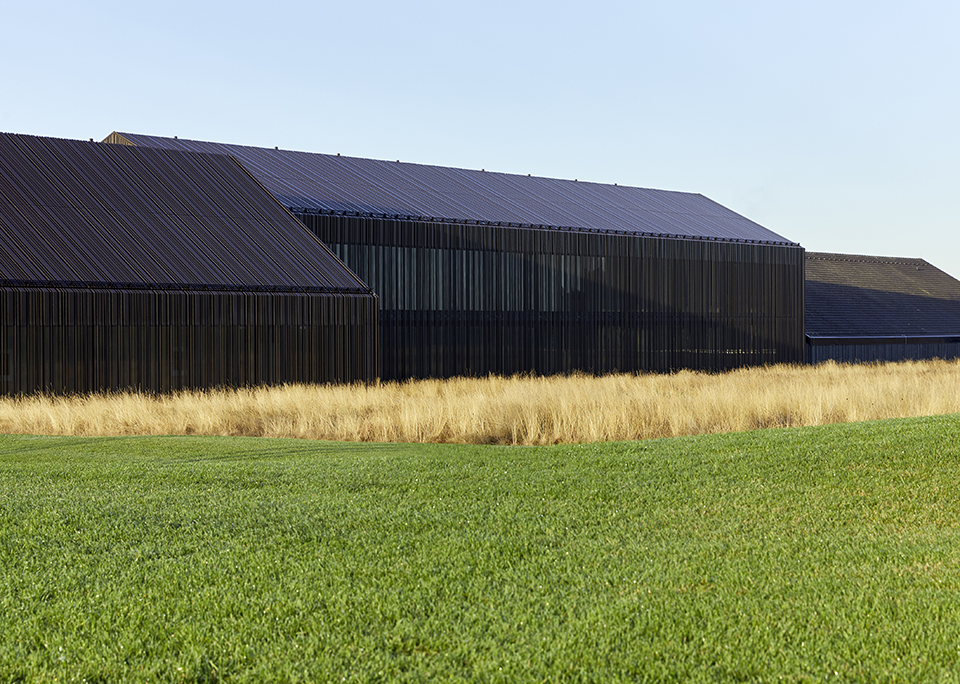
[0,133,377,394]
[805,252,960,364]
[305,214,804,379]
[110,131,805,378]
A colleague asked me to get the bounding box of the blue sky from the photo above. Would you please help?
[4,0,959,277]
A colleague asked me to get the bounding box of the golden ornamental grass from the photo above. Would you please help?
[2,359,960,445]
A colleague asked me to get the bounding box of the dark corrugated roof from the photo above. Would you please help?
[108,132,796,245]
[806,252,960,336]
[0,133,370,293]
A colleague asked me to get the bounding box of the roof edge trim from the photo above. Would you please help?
[806,335,960,345]
[294,208,800,246]
[0,279,375,295]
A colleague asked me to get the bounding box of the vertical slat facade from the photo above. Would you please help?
[0,287,377,395]
[299,213,805,380]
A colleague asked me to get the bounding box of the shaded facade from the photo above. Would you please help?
[0,133,377,395]
[302,214,803,377]
[806,252,960,364]
[110,132,806,379]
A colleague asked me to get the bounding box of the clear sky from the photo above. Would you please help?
[4,0,959,277]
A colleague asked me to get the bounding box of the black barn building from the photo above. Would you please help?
[107,132,807,380]
[0,133,377,396]
[806,252,960,364]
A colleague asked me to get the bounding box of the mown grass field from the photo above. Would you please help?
[3,415,960,682]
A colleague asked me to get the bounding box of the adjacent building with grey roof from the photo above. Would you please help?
[806,252,960,364]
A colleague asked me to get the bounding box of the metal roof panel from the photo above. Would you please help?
[0,133,371,293]
[111,132,796,245]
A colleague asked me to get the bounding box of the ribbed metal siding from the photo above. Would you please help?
[299,214,804,380]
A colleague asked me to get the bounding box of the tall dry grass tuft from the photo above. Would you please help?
[2,359,960,445]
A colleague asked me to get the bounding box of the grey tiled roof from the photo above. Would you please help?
[806,252,960,337]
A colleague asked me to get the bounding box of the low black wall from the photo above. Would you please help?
[0,287,378,395]
[806,336,960,365]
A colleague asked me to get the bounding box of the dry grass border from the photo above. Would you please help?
[2,359,960,445]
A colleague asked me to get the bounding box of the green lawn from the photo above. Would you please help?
[3,416,960,682]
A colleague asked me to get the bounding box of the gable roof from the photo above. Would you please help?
[806,252,960,337]
[107,132,796,246]
[0,133,370,293]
